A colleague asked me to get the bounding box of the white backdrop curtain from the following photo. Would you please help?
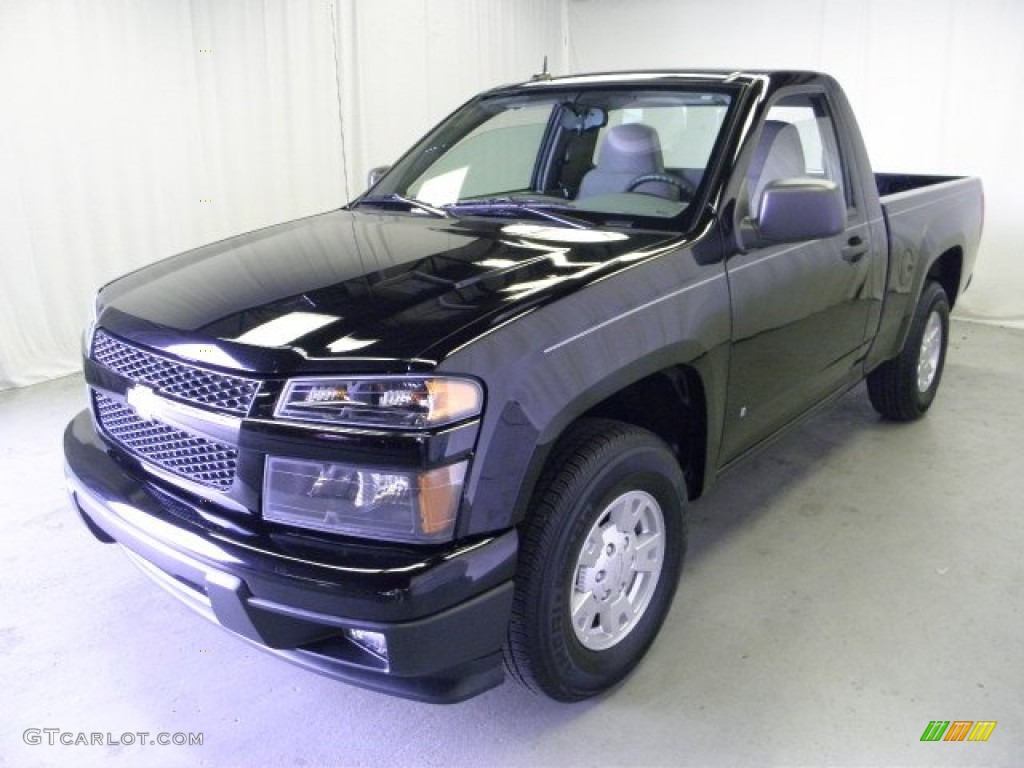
[0,0,565,390]
[1,0,1018,390]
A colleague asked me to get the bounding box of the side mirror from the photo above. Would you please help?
[366,165,391,189]
[743,179,845,248]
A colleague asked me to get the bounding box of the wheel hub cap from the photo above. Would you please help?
[576,529,632,601]
[570,490,665,651]
[917,310,943,393]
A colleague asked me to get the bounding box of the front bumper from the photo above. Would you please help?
[64,410,517,703]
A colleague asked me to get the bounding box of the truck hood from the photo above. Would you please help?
[97,209,675,372]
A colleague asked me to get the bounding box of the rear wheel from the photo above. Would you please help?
[504,419,688,701]
[867,280,950,421]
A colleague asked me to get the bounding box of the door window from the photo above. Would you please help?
[748,93,849,216]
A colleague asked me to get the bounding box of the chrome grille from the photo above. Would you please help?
[91,330,259,416]
[94,393,238,490]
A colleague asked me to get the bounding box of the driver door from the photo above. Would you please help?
[719,91,876,463]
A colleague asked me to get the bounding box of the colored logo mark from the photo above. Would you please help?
[920,720,996,742]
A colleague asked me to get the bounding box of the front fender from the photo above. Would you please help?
[441,246,731,537]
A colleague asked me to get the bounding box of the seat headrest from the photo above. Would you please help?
[596,123,666,174]
[749,120,807,212]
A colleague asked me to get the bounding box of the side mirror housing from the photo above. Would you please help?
[743,179,845,248]
[366,165,391,189]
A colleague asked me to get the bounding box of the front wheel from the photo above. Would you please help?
[504,419,688,701]
[867,280,950,421]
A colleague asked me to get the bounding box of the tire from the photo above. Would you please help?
[504,418,688,701]
[867,280,950,421]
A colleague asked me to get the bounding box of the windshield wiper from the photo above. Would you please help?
[352,193,450,219]
[444,198,593,229]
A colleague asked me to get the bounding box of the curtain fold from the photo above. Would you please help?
[0,0,567,390]
[0,0,345,389]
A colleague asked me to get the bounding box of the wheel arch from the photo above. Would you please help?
[866,241,965,375]
[926,246,963,308]
[496,355,714,533]
[579,366,708,502]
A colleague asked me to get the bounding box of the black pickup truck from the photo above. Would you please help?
[64,70,983,703]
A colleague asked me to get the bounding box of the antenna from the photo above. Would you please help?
[531,55,552,82]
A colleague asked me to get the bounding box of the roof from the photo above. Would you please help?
[487,69,829,95]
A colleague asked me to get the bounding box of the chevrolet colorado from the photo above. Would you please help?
[64,70,984,702]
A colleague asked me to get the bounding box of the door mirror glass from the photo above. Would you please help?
[747,178,845,245]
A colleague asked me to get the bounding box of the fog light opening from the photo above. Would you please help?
[346,628,389,664]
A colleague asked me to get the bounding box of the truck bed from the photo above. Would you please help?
[868,172,983,373]
[875,172,966,198]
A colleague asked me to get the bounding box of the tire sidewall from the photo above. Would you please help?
[913,283,950,413]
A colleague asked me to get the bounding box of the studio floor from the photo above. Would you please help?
[1,318,1021,768]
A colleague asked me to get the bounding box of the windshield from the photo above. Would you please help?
[362,86,737,230]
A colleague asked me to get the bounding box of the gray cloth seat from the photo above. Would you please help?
[748,120,807,216]
[577,123,679,200]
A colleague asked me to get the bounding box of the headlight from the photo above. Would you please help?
[275,376,483,429]
[263,456,466,543]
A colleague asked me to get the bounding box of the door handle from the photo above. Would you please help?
[841,236,868,263]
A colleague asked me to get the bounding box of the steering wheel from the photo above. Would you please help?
[625,173,696,201]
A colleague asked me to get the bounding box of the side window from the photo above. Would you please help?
[748,93,849,216]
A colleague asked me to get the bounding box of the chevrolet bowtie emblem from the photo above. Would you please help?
[125,384,163,422]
